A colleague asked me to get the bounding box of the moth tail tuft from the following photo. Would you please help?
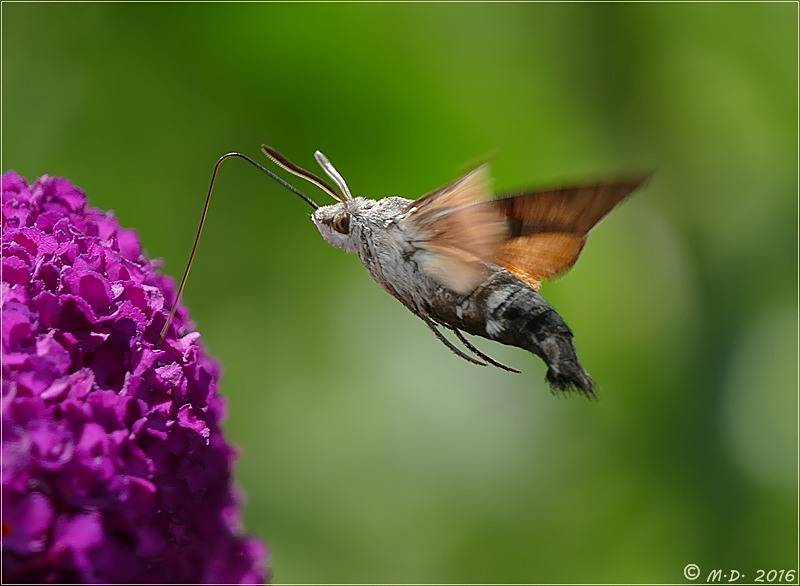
[532,322,595,397]
[545,365,595,398]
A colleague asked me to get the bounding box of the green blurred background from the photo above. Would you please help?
[3,2,797,583]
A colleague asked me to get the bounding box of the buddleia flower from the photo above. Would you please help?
[1,171,268,583]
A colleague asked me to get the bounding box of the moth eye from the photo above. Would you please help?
[331,212,351,235]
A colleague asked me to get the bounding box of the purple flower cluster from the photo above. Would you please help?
[1,172,268,583]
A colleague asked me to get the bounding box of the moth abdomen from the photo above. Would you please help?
[434,271,594,395]
[490,287,593,395]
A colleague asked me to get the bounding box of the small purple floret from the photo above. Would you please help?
[1,172,268,583]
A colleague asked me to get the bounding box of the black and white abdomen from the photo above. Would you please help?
[432,270,595,394]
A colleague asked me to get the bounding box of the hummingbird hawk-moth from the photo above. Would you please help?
[160,146,648,397]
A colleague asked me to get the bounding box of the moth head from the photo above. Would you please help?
[312,201,358,252]
[261,145,364,252]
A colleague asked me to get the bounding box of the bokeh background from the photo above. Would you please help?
[3,2,796,583]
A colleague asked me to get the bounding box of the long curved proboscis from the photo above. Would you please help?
[261,144,346,203]
[157,151,318,346]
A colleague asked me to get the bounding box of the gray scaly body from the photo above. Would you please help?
[313,195,593,393]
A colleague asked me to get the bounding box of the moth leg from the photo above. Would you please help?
[449,327,522,374]
[419,314,488,367]
[375,271,489,369]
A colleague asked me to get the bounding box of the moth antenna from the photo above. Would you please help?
[261,144,345,203]
[314,150,353,201]
[157,151,318,347]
